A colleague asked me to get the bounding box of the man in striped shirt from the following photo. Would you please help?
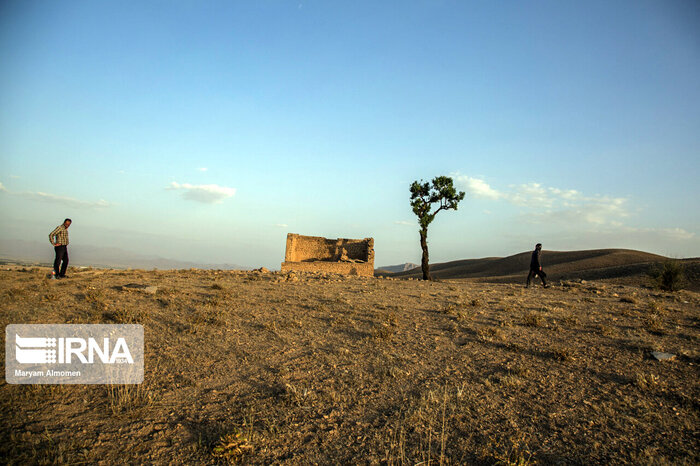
[49,218,72,279]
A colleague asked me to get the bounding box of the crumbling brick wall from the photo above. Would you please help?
[281,233,375,276]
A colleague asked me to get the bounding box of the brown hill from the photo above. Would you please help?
[379,249,700,290]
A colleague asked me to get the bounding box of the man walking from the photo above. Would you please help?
[49,218,71,279]
[526,243,549,288]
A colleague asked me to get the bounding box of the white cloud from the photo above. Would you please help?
[167,182,236,204]
[455,176,502,200]
[525,195,629,227]
[395,220,414,226]
[509,183,554,208]
[275,223,288,228]
[197,167,208,172]
[454,175,699,253]
[457,175,630,228]
[9,175,20,179]
[0,182,7,192]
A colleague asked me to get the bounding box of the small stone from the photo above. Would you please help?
[651,351,676,361]
[144,286,158,294]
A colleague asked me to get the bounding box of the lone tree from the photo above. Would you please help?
[410,176,465,281]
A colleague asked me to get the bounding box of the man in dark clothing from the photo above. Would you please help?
[49,218,71,279]
[526,243,549,288]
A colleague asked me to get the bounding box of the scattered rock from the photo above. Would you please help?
[254,267,269,273]
[120,283,158,294]
[651,351,676,361]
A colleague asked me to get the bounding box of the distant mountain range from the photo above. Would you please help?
[375,262,419,274]
[376,249,700,291]
[0,239,250,270]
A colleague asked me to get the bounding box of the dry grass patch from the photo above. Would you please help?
[373,323,395,341]
[107,383,156,415]
[648,300,664,314]
[596,324,617,337]
[212,428,254,464]
[560,313,579,327]
[43,290,61,302]
[4,287,27,300]
[643,315,665,335]
[80,288,109,310]
[477,326,504,342]
[634,372,660,390]
[523,312,544,328]
[103,304,146,323]
[551,347,574,362]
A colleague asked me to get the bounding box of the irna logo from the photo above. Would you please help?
[15,334,134,364]
[6,324,144,384]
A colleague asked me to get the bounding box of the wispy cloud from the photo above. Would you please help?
[21,192,111,208]
[0,183,112,208]
[660,228,695,240]
[453,174,697,249]
[395,220,414,226]
[167,182,236,204]
[275,223,288,228]
[456,176,629,227]
[621,227,695,241]
[197,167,208,172]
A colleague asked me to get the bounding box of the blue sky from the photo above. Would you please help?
[1,0,699,268]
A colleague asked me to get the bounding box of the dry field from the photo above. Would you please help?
[1,266,699,464]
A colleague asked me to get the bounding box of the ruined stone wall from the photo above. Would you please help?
[281,260,374,276]
[281,233,374,276]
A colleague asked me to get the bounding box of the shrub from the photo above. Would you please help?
[650,260,685,292]
[212,429,253,463]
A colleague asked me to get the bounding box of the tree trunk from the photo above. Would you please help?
[420,228,431,281]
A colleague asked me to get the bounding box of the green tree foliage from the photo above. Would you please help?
[410,176,465,280]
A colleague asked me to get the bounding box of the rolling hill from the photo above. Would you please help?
[377,249,700,290]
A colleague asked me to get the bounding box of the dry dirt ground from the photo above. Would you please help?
[1,266,699,465]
